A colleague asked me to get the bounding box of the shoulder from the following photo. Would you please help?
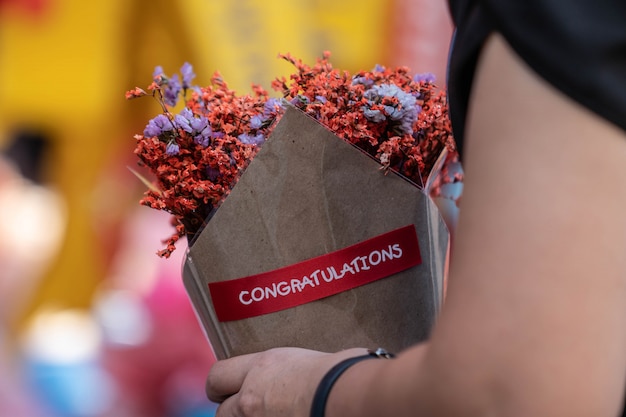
[447,0,626,155]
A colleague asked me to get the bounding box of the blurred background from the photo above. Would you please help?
[0,0,453,416]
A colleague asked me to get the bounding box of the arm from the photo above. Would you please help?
[331,32,626,417]
[207,33,626,417]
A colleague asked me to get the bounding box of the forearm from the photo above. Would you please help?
[325,342,492,417]
[326,31,626,417]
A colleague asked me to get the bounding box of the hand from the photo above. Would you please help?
[206,347,368,417]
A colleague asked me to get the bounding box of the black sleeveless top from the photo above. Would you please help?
[446,0,626,157]
[446,1,626,414]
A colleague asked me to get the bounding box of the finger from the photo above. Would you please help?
[214,392,243,417]
[206,353,259,403]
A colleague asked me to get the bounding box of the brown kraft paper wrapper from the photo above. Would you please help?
[183,106,449,359]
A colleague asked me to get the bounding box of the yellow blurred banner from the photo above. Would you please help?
[0,1,126,129]
[179,0,391,90]
[0,0,392,327]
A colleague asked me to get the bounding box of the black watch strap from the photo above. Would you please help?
[310,349,395,417]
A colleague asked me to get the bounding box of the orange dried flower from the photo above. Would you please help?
[127,54,461,257]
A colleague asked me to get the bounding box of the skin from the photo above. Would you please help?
[206,33,626,417]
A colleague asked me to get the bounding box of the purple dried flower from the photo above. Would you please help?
[180,62,196,89]
[414,72,436,83]
[173,107,212,146]
[363,83,419,135]
[206,166,220,182]
[174,108,194,133]
[238,133,265,145]
[194,122,212,147]
[163,74,182,107]
[153,66,166,84]
[194,132,210,147]
[250,115,263,129]
[362,108,386,123]
[385,105,402,120]
[290,95,309,107]
[263,98,283,115]
[144,114,174,137]
[165,142,180,155]
[351,75,374,88]
[190,115,209,133]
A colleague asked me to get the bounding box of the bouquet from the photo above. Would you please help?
[127,52,460,359]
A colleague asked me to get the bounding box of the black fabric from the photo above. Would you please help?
[446,2,626,415]
[447,0,626,158]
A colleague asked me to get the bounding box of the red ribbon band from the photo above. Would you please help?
[208,224,422,322]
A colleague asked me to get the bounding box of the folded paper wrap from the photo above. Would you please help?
[183,106,449,359]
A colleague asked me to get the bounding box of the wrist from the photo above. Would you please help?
[310,348,395,417]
